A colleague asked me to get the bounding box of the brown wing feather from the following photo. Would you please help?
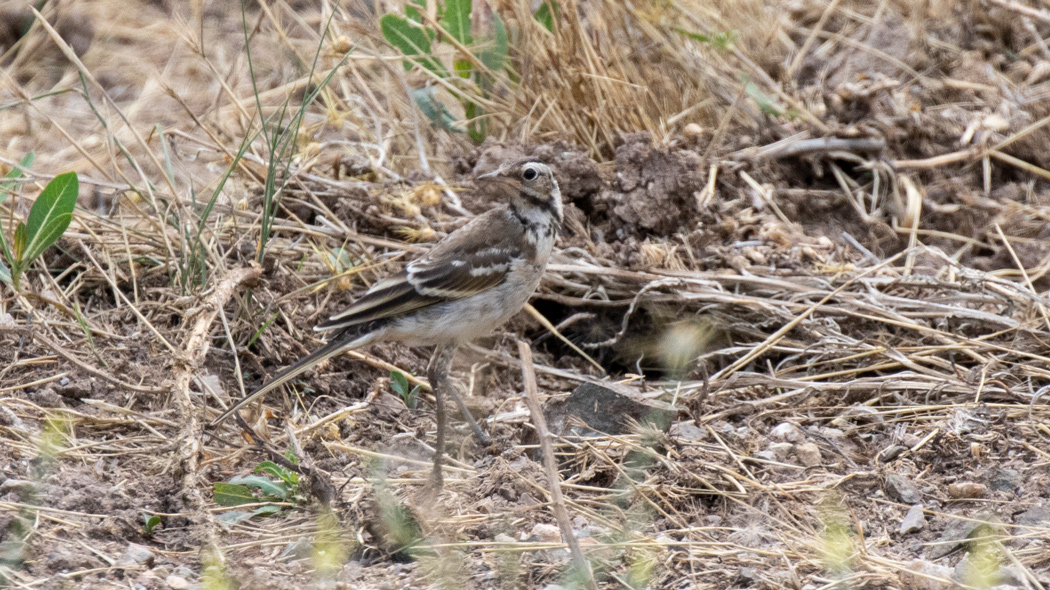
[315,208,524,332]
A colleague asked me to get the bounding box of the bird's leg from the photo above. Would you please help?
[426,345,455,488]
[446,381,492,447]
[428,346,491,445]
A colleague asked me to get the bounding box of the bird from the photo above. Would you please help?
[210,159,563,487]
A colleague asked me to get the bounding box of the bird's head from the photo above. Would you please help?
[478,160,563,229]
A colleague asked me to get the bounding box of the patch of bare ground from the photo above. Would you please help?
[2,0,1050,588]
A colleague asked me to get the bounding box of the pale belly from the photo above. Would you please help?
[382,263,545,346]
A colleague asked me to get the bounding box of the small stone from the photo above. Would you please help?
[1015,506,1050,527]
[953,553,1019,587]
[682,123,705,140]
[879,445,908,462]
[948,482,988,499]
[754,450,777,462]
[529,523,561,543]
[900,504,926,535]
[493,533,515,544]
[768,442,794,461]
[280,537,313,561]
[795,442,822,467]
[30,387,63,408]
[0,479,35,495]
[819,427,845,439]
[117,543,156,568]
[900,559,955,590]
[670,421,707,441]
[989,469,1021,492]
[901,433,922,447]
[927,512,1001,560]
[770,422,803,442]
[165,575,190,590]
[885,474,922,504]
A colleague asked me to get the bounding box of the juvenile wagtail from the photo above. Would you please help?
[211,159,563,485]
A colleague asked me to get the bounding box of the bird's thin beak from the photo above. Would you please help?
[477,168,502,180]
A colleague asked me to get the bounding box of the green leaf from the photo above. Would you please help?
[13,222,26,261]
[255,461,298,486]
[213,482,257,506]
[404,0,426,25]
[480,14,507,73]
[454,58,472,79]
[142,513,162,535]
[22,172,78,264]
[411,87,462,132]
[744,79,784,117]
[0,259,10,286]
[441,0,472,45]
[380,14,447,77]
[229,475,289,500]
[252,505,282,517]
[390,371,410,397]
[216,510,254,526]
[1,152,34,204]
[534,0,559,32]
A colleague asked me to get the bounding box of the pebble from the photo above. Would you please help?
[280,537,313,561]
[670,421,707,441]
[795,442,822,467]
[117,543,156,567]
[900,559,956,590]
[989,468,1021,492]
[900,504,926,535]
[927,512,1000,560]
[0,479,35,495]
[754,450,777,462]
[769,422,803,442]
[768,442,794,461]
[885,474,922,504]
[879,444,908,462]
[1015,505,1050,527]
[529,523,561,543]
[165,575,190,590]
[947,482,988,499]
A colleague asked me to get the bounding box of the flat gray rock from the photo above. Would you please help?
[542,382,677,437]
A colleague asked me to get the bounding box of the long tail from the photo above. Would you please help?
[208,328,377,428]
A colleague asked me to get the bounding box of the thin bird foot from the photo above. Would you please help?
[426,346,456,488]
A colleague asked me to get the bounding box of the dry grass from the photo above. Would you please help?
[1,0,1050,588]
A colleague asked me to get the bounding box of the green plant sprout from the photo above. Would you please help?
[390,370,423,409]
[213,455,304,524]
[382,0,561,143]
[0,170,78,290]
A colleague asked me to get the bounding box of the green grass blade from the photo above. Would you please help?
[22,172,78,264]
[1,152,34,204]
[441,0,472,45]
[0,259,10,286]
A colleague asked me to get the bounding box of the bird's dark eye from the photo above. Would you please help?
[522,167,539,181]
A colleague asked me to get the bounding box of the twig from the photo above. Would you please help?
[171,263,261,496]
[985,0,1050,26]
[517,340,596,588]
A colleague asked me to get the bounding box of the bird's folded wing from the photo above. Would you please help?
[315,240,519,331]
